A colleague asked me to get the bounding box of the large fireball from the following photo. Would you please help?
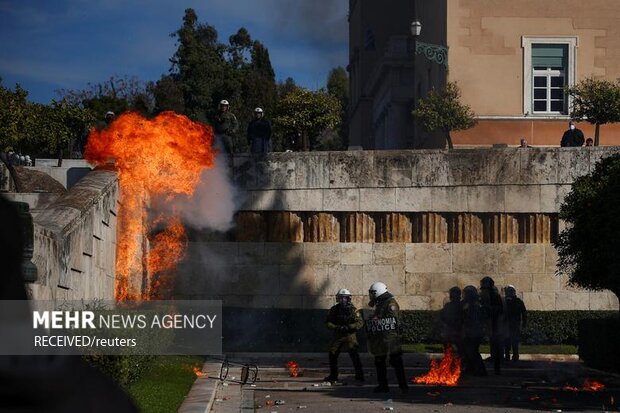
[84,111,215,300]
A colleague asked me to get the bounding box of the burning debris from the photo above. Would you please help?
[562,378,606,392]
[287,361,300,377]
[412,347,461,386]
[192,366,206,377]
[84,111,215,300]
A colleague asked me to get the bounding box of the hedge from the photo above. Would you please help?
[578,317,620,373]
[400,310,615,345]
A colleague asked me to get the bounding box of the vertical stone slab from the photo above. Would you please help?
[305,212,340,242]
[412,212,448,243]
[234,211,267,242]
[376,213,412,242]
[342,212,375,242]
[267,212,303,242]
[448,213,484,243]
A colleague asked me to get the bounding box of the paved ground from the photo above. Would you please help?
[183,354,620,413]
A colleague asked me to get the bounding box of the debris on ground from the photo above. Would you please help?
[274,400,285,405]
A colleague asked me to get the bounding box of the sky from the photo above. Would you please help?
[0,0,349,104]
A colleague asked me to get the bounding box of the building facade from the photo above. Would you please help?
[348,0,620,149]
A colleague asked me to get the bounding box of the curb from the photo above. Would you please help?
[178,361,221,413]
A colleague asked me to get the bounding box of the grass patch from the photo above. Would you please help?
[403,343,577,354]
[126,355,205,413]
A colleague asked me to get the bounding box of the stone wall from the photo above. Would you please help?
[175,147,620,311]
[27,169,119,302]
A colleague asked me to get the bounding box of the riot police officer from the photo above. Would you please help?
[324,288,364,383]
[365,282,408,393]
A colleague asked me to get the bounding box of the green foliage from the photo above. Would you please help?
[272,87,341,151]
[578,317,620,372]
[399,310,614,345]
[126,355,205,413]
[326,67,349,150]
[555,153,620,304]
[85,354,155,387]
[412,81,477,149]
[567,77,620,145]
[0,79,32,152]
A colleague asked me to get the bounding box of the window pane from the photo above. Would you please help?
[551,77,565,87]
[534,101,547,111]
[550,101,564,112]
[534,89,547,99]
[534,77,547,87]
[551,89,565,100]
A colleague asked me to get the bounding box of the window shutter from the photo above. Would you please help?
[532,44,567,68]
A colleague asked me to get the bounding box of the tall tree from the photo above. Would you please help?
[326,67,349,150]
[0,79,31,191]
[567,77,620,146]
[272,88,341,151]
[149,75,185,114]
[412,82,477,149]
[169,8,226,121]
[555,153,620,314]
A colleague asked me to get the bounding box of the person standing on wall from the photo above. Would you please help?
[213,100,238,155]
[247,107,272,154]
[560,120,585,147]
[324,288,365,383]
[365,282,408,393]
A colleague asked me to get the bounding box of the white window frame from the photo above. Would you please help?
[522,36,578,117]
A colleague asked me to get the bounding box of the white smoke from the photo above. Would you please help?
[178,147,240,232]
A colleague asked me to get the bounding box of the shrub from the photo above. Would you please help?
[578,317,620,372]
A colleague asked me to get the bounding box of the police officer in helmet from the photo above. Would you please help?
[324,288,364,383]
[366,282,408,393]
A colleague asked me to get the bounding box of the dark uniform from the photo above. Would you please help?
[247,117,272,153]
[440,287,463,355]
[560,125,585,147]
[324,302,364,382]
[213,110,238,154]
[366,292,408,392]
[503,288,527,361]
[461,286,487,376]
[480,277,504,375]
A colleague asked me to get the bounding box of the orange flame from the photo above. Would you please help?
[85,111,215,300]
[582,378,605,392]
[412,347,461,386]
[286,360,300,377]
[193,366,206,377]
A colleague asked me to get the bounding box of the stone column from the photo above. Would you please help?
[376,212,412,242]
[412,212,448,243]
[484,213,519,243]
[448,213,484,243]
[267,212,304,242]
[305,212,340,242]
[234,211,267,241]
[342,212,375,242]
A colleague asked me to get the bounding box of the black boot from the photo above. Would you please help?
[324,353,339,382]
[349,350,364,382]
[374,356,389,392]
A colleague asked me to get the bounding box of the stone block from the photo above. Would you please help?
[328,152,375,188]
[466,186,505,213]
[232,155,257,189]
[412,151,450,186]
[453,244,498,273]
[544,244,559,274]
[225,265,279,295]
[445,150,490,185]
[362,265,406,295]
[522,292,556,310]
[322,188,360,211]
[405,244,452,273]
[589,291,619,310]
[558,149,590,184]
[326,264,364,295]
[430,292,449,310]
[372,152,415,187]
[498,244,545,273]
[303,243,341,265]
[248,190,285,210]
[503,274,534,293]
[520,148,559,184]
[359,188,397,211]
[405,273,431,295]
[302,295,334,309]
[294,153,330,188]
[396,295,431,310]
[532,273,559,292]
[430,274,459,293]
[282,189,323,211]
[430,186,468,212]
[274,295,304,309]
[557,274,582,292]
[486,149,521,185]
[395,187,432,211]
[555,292,590,310]
[589,147,620,173]
[373,244,406,265]
[255,154,298,189]
[341,243,374,265]
[237,243,266,265]
[503,185,540,213]
[264,243,304,264]
[539,185,558,213]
